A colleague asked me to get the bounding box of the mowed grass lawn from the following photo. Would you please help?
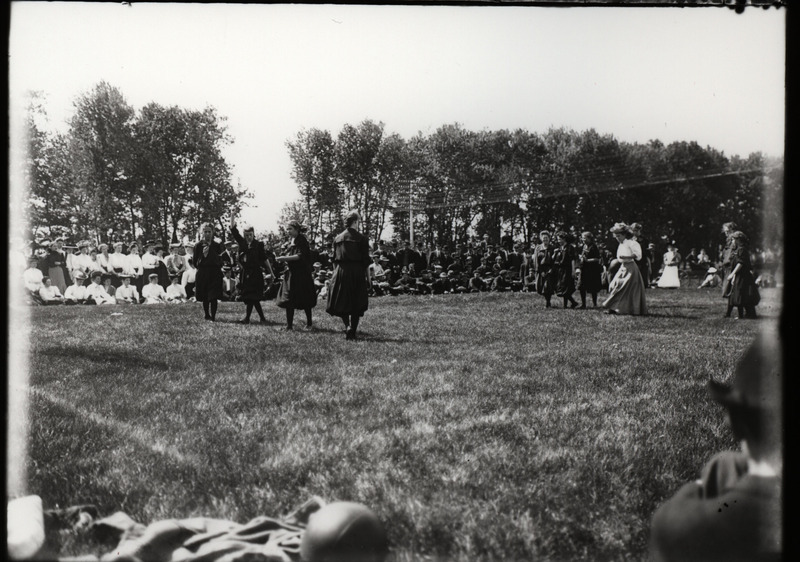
[22,286,780,561]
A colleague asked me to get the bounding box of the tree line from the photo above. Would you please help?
[24,82,782,258]
[286,120,783,255]
[24,82,249,247]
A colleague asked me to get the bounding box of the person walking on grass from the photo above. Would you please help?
[326,211,372,340]
[230,215,273,324]
[602,223,647,315]
[578,231,602,308]
[554,231,579,309]
[533,231,556,308]
[275,220,317,331]
[725,231,759,320]
[193,222,224,321]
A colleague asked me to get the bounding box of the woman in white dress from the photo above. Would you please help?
[126,243,145,293]
[602,223,647,315]
[657,242,682,289]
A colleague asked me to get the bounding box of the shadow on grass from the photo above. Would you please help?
[38,345,169,370]
[644,312,701,319]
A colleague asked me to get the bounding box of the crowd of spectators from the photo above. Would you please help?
[17,227,780,307]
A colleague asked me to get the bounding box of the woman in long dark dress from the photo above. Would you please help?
[725,231,759,319]
[275,220,317,330]
[230,215,274,324]
[533,231,556,308]
[577,231,603,308]
[45,238,72,294]
[154,246,170,289]
[193,223,224,321]
[326,211,371,340]
[553,231,579,308]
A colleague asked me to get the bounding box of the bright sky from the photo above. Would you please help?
[9,2,785,233]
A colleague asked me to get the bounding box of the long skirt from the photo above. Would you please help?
[276,268,317,310]
[195,266,223,301]
[239,267,265,302]
[156,263,170,289]
[48,267,69,294]
[603,261,647,315]
[579,262,603,294]
[555,266,575,297]
[326,263,369,318]
[657,265,681,288]
[535,268,556,297]
[729,270,760,307]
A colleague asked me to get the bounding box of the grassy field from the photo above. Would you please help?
[19,286,780,561]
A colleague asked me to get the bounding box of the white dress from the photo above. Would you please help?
[657,251,681,288]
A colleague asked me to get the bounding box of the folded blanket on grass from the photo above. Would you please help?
[52,497,325,562]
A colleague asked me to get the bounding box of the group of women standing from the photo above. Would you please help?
[191,211,371,340]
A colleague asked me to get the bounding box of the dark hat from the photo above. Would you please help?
[169,274,181,281]
[90,270,103,279]
[708,328,781,413]
[285,220,307,233]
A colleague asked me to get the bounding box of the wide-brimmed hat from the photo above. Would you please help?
[439,272,448,278]
[90,270,103,280]
[706,267,718,274]
[74,271,87,280]
[119,273,131,279]
[148,273,159,280]
[708,328,781,413]
[285,220,307,233]
[609,223,631,235]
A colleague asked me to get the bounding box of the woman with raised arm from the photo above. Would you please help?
[193,223,224,321]
[326,211,372,340]
[275,220,317,331]
[230,215,274,324]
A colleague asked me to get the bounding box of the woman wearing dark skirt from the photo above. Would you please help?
[553,231,579,308]
[45,238,72,294]
[275,220,317,330]
[725,231,759,319]
[193,223,224,321]
[578,231,603,308]
[230,215,274,324]
[533,231,556,308]
[326,211,371,340]
[154,246,170,289]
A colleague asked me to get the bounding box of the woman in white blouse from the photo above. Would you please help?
[71,241,95,286]
[126,243,145,292]
[602,223,647,315]
[96,244,112,274]
[108,242,128,287]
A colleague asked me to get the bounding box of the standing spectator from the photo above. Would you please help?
[165,243,187,279]
[275,220,317,331]
[141,242,161,289]
[533,231,556,308]
[229,217,273,324]
[38,277,64,305]
[629,223,652,288]
[96,244,113,275]
[683,248,698,272]
[126,243,145,293]
[578,232,602,308]
[154,246,170,289]
[657,242,682,289]
[108,242,128,287]
[221,266,237,301]
[720,222,738,299]
[194,223,225,321]
[603,223,647,316]
[45,238,72,294]
[725,232,760,319]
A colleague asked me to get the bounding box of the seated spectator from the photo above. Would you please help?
[432,272,451,295]
[182,258,197,300]
[448,270,468,293]
[23,257,44,296]
[221,266,236,301]
[86,271,117,305]
[166,274,188,303]
[141,273,167,304]
[102,274,116,298]
[115,274,140,304]
[416,270,434,295]
[467,270,487,293]
[491,269,510,292]
[649,329,782,561]
[698,267,722,289]
[38,277,64,305]
[697,248,711,268]
[64,272,90,304]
